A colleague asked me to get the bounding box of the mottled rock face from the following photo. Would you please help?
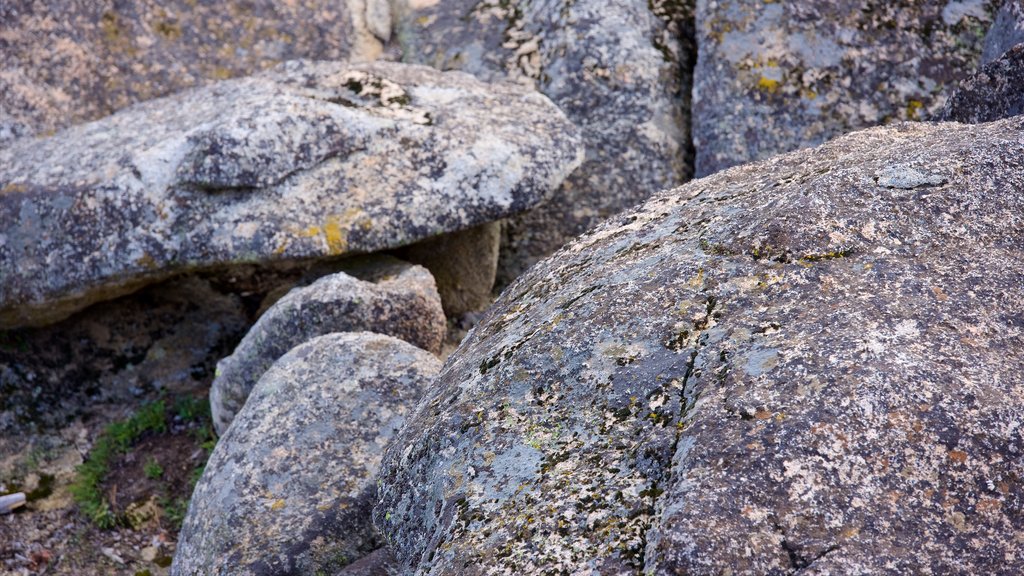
[210,257,446,435]
[0,0,392,144]
[693,0,995,177]
[0,60,583,328]
[392,0,694,283]
[376,118,1024,574]
[940,43,1024,123]
[174,332,441,576]
[981,0,1024,64]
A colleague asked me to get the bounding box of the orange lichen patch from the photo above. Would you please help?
[948,449,968,464]
[1,183,28,194]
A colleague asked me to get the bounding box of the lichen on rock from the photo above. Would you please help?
[376,116,1024,574]
[174,332,441,576]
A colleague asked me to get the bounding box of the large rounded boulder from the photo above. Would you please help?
[174,332,441,576]
[376,116,1024,574]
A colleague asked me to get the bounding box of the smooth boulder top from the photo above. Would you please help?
[0,0,392,144]
[391,0,694,283]
[940,43,1024,124]
[173,332,441,576]
[376,117,1024,574]
[693,0,995,176]
[210,257,446,435]
[0,59,584,328]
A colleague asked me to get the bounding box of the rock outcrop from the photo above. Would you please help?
[391,0,694,283]
[0,0,392,144]
[174,332,441,576]
[376,117,1024,574]
[0,59,583,329]
[693,1,995,176]
[940,43,1024,123]
[981,0,1024,64]
[210,257,445,435]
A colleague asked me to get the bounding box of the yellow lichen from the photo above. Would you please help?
[906,99,924,120]
[757,76,781,93]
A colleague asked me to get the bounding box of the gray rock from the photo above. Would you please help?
[0,0,392,145]
[337,548,401,576]
[0,59,583,328]
[940,44,1024,123]
[174,332,441,576]
[693,1,995,176]
[395,222,501,316]
[981,1,1024,64]
[376,117,1024,574]
[210,257,445,435]
[391,0,694,284]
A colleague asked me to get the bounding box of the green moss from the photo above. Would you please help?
[70,395,216,528]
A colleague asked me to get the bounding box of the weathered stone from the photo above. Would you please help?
[210,257,445,435]
[337,548,401,576]
[940,43,1024,123]
[693,1,995,176]
[376,117,1024,574]
[391,0,694,283]
[395,222,501,316]
[174,332,441,576]
[981,0,1024,64]
[0,0,393,145]
[0,60,583,329]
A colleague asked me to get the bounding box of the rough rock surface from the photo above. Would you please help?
[0,59,583,328]
[174,332,441,576]
[0,0,392,144]
[694,0,995,176]
[391,0,694,283]
[940,43,1024,123]
[395,222,502,316]
[337,548,401,576]
[376,117,1024,574]
[981,0,1024,64]
[210,257,445,435]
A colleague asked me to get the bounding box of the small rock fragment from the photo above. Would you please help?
[0,492,26,514]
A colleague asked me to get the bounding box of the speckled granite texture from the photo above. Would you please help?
[391,0,695,283]
[210,258,445,435]
[0,0,392,144]
[376,116,1024,575]
[0,59,583,328]
[174,332,441,576]
[693,0,996,176]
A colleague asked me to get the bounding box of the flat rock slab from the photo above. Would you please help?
[210,257,445,435]
[694,1,995,176]
[174,332,441,576]
[376,117,1024,574]
[0,60,583,328]
[940,44,1024,123]
[392,0,694,282]
[0,0,391,144]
